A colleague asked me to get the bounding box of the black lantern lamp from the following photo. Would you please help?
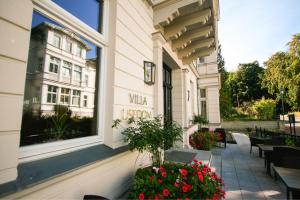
[144,61,156,85]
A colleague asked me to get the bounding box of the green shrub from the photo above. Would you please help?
[193,115,209,130]
[252,98,276,120]
[112,116,182,165]
[128,160,225,200]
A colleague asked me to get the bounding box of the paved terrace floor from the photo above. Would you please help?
[212,133,287,200]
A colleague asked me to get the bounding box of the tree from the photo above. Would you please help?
[262,33,300,110]
[227,61,268,106]
[217,45,233,118]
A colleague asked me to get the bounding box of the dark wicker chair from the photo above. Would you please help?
[83,195,109,200]
[249,137,264,154]
[214,128,226,148]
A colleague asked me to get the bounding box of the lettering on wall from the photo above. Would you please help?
[120,93,152,120]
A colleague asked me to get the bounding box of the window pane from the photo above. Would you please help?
[200,89,206,98]
[52,0,104,33]
[21,11,101,146]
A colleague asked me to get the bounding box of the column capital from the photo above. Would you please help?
[152,31,166,47]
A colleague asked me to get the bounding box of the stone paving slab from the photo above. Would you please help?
[211,132,287,200]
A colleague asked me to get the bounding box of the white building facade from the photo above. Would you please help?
[0,0,220,199]
[24,23,96,117]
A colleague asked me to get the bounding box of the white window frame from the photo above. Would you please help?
[74,65,82,81]
[83,95,88,107]
[198,88,207,118]
[53,34,61,48]
[76,45,83,57]
[72,90,81,106]
[20,0,109,162]
[62,61,72,78]
[60,88,70,105]
[85,74,89,86]
[47,85,58,103]
[65,39,72,53]
[49,56,60,73]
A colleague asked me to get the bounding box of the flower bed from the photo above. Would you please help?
[128,160,225,200]
[189,131,217,150]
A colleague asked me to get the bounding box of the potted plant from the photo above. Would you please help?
[112,116,182,166]
[193,115,209,130]
[128,159,225,200]
[189,131,217,151]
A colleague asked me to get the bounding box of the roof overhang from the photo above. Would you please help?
[153,0,219,65]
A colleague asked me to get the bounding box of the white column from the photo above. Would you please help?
[152,32,166,117]
[182,68,189,128]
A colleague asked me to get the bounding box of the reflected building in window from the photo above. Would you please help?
[24,22,96,117]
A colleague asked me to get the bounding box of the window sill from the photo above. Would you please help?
[0,144,129,197]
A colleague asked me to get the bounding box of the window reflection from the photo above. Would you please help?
[52,0,103,33]
[21,11,100,146]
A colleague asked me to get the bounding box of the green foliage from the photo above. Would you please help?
[128,161,225,200]
[227,61,269,107]
[51,104,71,139]
[218,45,234,118]
[193,115,209,129]
[252,98,276,120]
[262,33,300,110]
[285,138,295,147]
[112,116,182,165]
[190,131,216,150]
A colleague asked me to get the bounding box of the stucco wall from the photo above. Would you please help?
[221,121,281,131]
[5,151,151,200]
[112,0,155,146]
[0,0,32,184]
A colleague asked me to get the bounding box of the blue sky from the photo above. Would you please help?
[219,0,300,71]
[32,0,100,59]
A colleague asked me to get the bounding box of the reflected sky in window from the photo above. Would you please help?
[52,0,101,32]
[32,11,98,59]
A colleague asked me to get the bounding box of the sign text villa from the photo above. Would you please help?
[120,93,152,120]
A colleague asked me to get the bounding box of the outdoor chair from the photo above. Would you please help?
[83,195,109,200]
[249,137,264,154]
[214,128,226,148]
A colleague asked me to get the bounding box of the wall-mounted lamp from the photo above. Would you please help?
[144,61,156,85]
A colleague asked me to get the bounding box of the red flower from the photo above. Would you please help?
[162,189,169,197]
[158,179,163,184]
[161,171,167,178]
[185,198,190,200]
[213,193,219,200]
[159,165,164,171]
[154,195,159,200]
[198,171,204,183]
[182,185,189,193]
[180,169,188,176]
[139,193,145,200]
[174,182,179,187]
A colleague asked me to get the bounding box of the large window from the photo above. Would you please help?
[72,90,81,106]
[49,56,60,73]
[60,88,70,104]
[20,0,105,153]
[65,40,72,53]
[74,65,82,81]
[198,88,207,118]
[76,46,83,58]
[53,34,61,48]
[47,85,58,103]
[62,61,72,78]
